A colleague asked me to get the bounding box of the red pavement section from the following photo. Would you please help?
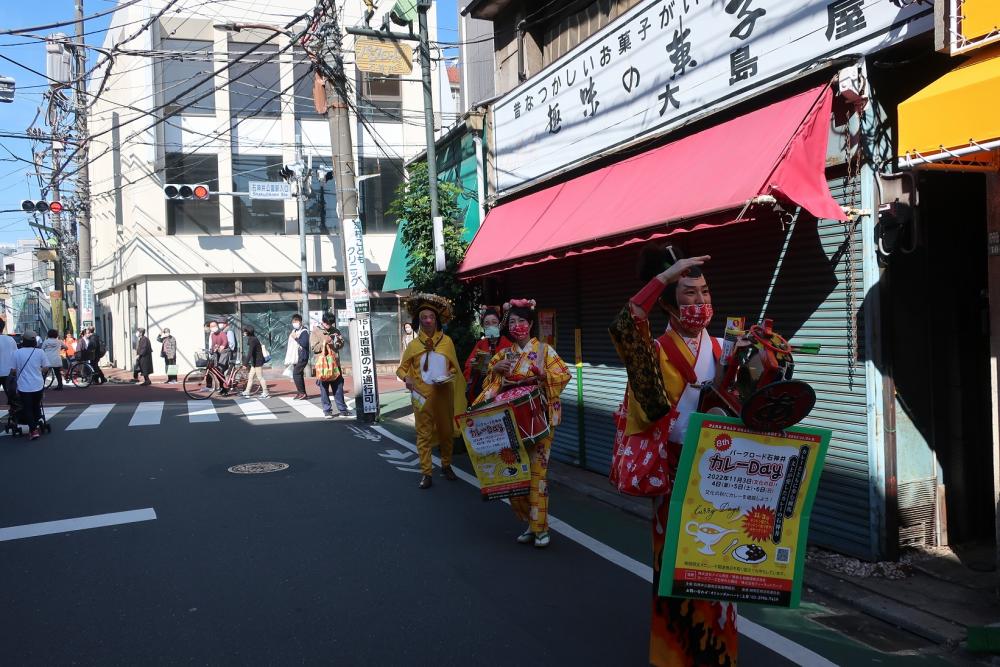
[43,367,404,405]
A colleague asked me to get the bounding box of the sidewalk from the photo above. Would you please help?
[377,393,998,661]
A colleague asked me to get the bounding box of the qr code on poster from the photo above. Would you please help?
[775,547,791,564]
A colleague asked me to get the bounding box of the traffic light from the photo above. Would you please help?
[21,199,62,213]
[163,183,210,200]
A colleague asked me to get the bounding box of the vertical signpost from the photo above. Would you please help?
[79,277,94,329]
[341,217,379,418]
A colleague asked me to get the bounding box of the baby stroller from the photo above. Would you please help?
[4,374,51,437]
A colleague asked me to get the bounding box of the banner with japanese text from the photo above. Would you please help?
[456,403,532,501]
[659,413,830,607]
[492,0,932,194]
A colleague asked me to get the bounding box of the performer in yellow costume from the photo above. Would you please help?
[396,293,467,490]
[478,298,570,548]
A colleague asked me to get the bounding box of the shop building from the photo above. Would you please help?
[458,0,1000,563]
[87,0,449,372]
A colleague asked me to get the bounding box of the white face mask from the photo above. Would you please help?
[209,326,218,333]
[292,322,302,330]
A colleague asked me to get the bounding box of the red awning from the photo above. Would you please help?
[460,84,846,278]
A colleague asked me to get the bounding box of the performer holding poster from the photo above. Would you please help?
[397,294,468,490]
[478,299,570,549]
[609,244,739,667]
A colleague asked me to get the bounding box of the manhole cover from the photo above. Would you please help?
[227,462,289,475]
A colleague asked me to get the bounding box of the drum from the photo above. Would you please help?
[493,385,551,445]
[699,319,816,432]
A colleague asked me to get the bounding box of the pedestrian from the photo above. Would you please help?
[133,327,153,386]
[87,327,107,384]
[157,328,177,383]
[310,312,351,419]
[477,298,571,548]
[41,329,66,390]
[61,329,75,381]
[0,318,18,409]
[14,331,49,440]
[396,294,468,490]
[463,306,512,405]
[288,313,310,399]
[401,321,416,349]
[609,244,739,666]
[241,325,270,399]
[210,318,232,370]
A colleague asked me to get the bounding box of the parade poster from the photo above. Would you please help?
[659,413,830,607]
[456,404,531,501]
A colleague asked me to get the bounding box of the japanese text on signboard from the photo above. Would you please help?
[341,217,370,315]
[356,315,378,414]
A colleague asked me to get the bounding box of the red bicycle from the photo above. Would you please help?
[183,350,248,400]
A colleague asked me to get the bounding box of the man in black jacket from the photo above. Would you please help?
[132,328,152,386]
[88,327,107,385]
[240,326,270,398]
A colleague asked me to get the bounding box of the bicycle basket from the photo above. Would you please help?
[194,350,211,368]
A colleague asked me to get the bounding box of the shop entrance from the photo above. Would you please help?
[886,171,993,551]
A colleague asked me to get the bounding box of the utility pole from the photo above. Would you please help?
[295,145,310,319]
[416,0,445,272]
[323,7,378,422]
[74,0,93,328]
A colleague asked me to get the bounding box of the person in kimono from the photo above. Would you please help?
[609,243,739,667]
[396,293,467,490]
[478,298,571,549]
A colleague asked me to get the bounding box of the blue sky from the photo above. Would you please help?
[0,0,459,246]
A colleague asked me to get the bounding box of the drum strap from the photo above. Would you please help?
[658,331,721,386]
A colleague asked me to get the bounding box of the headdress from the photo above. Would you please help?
[404,292,454,324]
[502,298,536,313]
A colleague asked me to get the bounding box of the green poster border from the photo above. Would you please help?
[658,412,832,608]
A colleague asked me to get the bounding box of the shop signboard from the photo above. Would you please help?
[355,36,413,75]
[492,0,933,194]
[936,0,1000,55]
[660,413,830,608]
[341,217,370,315]
[456,403,532,500]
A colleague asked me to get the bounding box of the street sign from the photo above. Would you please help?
[248,181,292,200]
[79,277,94,328]
[0,76,14,104]
[341,218,370,315]
[355,36,413,75]
[356,315,378,414]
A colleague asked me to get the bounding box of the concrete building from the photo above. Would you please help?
[0,240,55,335]
[87,0,446,373]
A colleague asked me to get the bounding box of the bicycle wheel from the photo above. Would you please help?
[183,369,215,400]
[43,368,56,389]
[69,363,94,388]
[229,366,249,395]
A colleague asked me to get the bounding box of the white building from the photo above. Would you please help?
[87,0,448,373]
[0,240,55,335]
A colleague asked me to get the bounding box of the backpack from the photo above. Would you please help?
[95,336,107,359]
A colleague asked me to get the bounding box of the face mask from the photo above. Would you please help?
[292,322,301,330]
[510,322,531,339]
[210,326,218,333]
[484,325,501,339]
[676,303,714,332]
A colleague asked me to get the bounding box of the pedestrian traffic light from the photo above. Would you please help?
[163,183,210,200]
[20,199,61,213]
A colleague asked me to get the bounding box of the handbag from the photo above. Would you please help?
[166,364,178,376]
[610,391,678,497]
[261,343,271,364]
[314,344,341,382]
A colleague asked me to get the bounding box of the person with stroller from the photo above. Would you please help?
[41,329,66,390]
[14,331,49,440]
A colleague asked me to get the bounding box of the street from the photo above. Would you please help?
[0,389,965,665]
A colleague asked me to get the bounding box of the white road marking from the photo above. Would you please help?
[185,400,219,423]
[372,425,837,667]
[42,406,65,420]
[236,398,277,421]
[65,403,115,431]
[280,397,326,419]
[129,401,164,426]
[0,508,157,542]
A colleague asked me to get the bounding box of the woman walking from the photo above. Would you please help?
[15,332,49,440]
[478,299,570,548]
[288,314,310,399]
[241,326,270,399]
[463,307,512,405]
[609,244,739,666]
[157,328,178,384]
[41,329,66,390]
[396,294,467,490]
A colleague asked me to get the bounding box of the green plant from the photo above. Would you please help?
[388,161,481,361]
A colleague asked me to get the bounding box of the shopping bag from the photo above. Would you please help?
[282,364,293,379]
[609,393,678,497]
[261,344,271,364]
[314,344,341,382]
[166,364,178,376]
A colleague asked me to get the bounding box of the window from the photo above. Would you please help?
[271,278,297,292]
[160,39,216,115]
[359,157,403,234]
[241,279,267,294]
[127,285,137,339]
[307,276,331,293]
[229,43,280,117]
[205,279,236,295]
[356,72,402,123]
[294,49,319,117]
[164,153,220,235]
[232,154,284,235]
[368,274,385,292]
[304,160,339,234]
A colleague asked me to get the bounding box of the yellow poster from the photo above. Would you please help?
[456,403,531,501]
[660,413,830,607]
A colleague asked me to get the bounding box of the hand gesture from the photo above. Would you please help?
[659,255,710,285]
[494,359,513,376]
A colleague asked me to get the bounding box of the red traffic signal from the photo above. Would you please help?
[164,183,211,200]
[20,200,61,213]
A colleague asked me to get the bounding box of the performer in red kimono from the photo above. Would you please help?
[463,306,512,405]
[610,244,739,667]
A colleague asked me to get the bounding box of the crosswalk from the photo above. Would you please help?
[2,398,343,433]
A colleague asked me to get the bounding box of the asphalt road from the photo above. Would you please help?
[0,394,961,665]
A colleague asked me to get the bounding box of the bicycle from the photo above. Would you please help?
[65,360,96,388]
[183,350,248,400]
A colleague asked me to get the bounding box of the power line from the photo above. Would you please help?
[0,0,145,36]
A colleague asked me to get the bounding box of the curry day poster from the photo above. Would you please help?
[660,413,831,607]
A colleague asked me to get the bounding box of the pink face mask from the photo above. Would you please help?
[510,322,531,339]
[677,303,714,332]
